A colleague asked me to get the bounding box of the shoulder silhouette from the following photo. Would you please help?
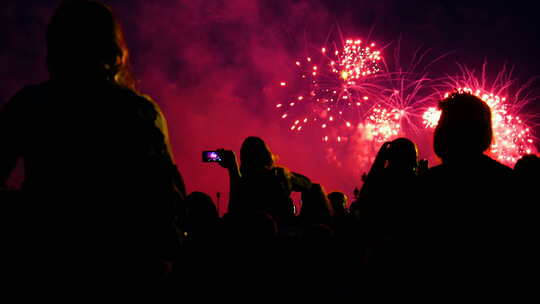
[0,0,186,288]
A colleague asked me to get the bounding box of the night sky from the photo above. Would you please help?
[2,0,539,211]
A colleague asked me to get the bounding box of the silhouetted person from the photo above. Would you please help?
[327,189,355,241]
[352,138,419,229]
[358,137,418,196]
[172,191,221,297]
[299,183,334,226]
[182,191,219,243]
[513,154,540,270]
[218,136,311,224]
[514,154,539,183]
[328,191,348,218]
[514,153,539,203]
[349,138,419,282]
[0,0,185,288]
[417,92,521,296]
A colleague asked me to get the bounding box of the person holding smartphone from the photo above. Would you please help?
[213,136,312,224]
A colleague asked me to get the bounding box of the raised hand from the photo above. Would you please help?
[217,149,238,172]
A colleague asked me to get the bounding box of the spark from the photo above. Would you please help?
[422,106,441,128]
[339,39,382,84]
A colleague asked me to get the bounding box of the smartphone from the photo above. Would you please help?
[202,151,222,162]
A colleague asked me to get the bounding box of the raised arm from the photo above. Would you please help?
[368,141,391,178]
[357,141,391,202]
[289,171,312,193]
[217,149,241,213]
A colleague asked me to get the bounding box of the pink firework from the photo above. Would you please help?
[360,43,446,138]
[423,86,537,166]
[359,46,444,142]
[337,39,382,83]
[364,104,402,143]
[422,106,441,129]
[277,37,384,143]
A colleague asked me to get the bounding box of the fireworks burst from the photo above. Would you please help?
[338,39,382,83]
[364,104,401,143]
[357,46,444,144]
[277,37,450,180]
[277,37,384,143]
[422,106,441,128]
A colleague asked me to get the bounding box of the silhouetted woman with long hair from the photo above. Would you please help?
[0,0,185,286]
[219,136,311,223]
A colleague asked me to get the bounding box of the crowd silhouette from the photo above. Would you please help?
[1,0,538,300]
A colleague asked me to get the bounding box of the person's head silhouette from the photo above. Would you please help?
[327,191,348,216]
[386,137,418,172]
[239,137,276,176]
[46,0,134,89]
[185,192,218,222]
[433,92,492,162]
[514,154,540,179]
